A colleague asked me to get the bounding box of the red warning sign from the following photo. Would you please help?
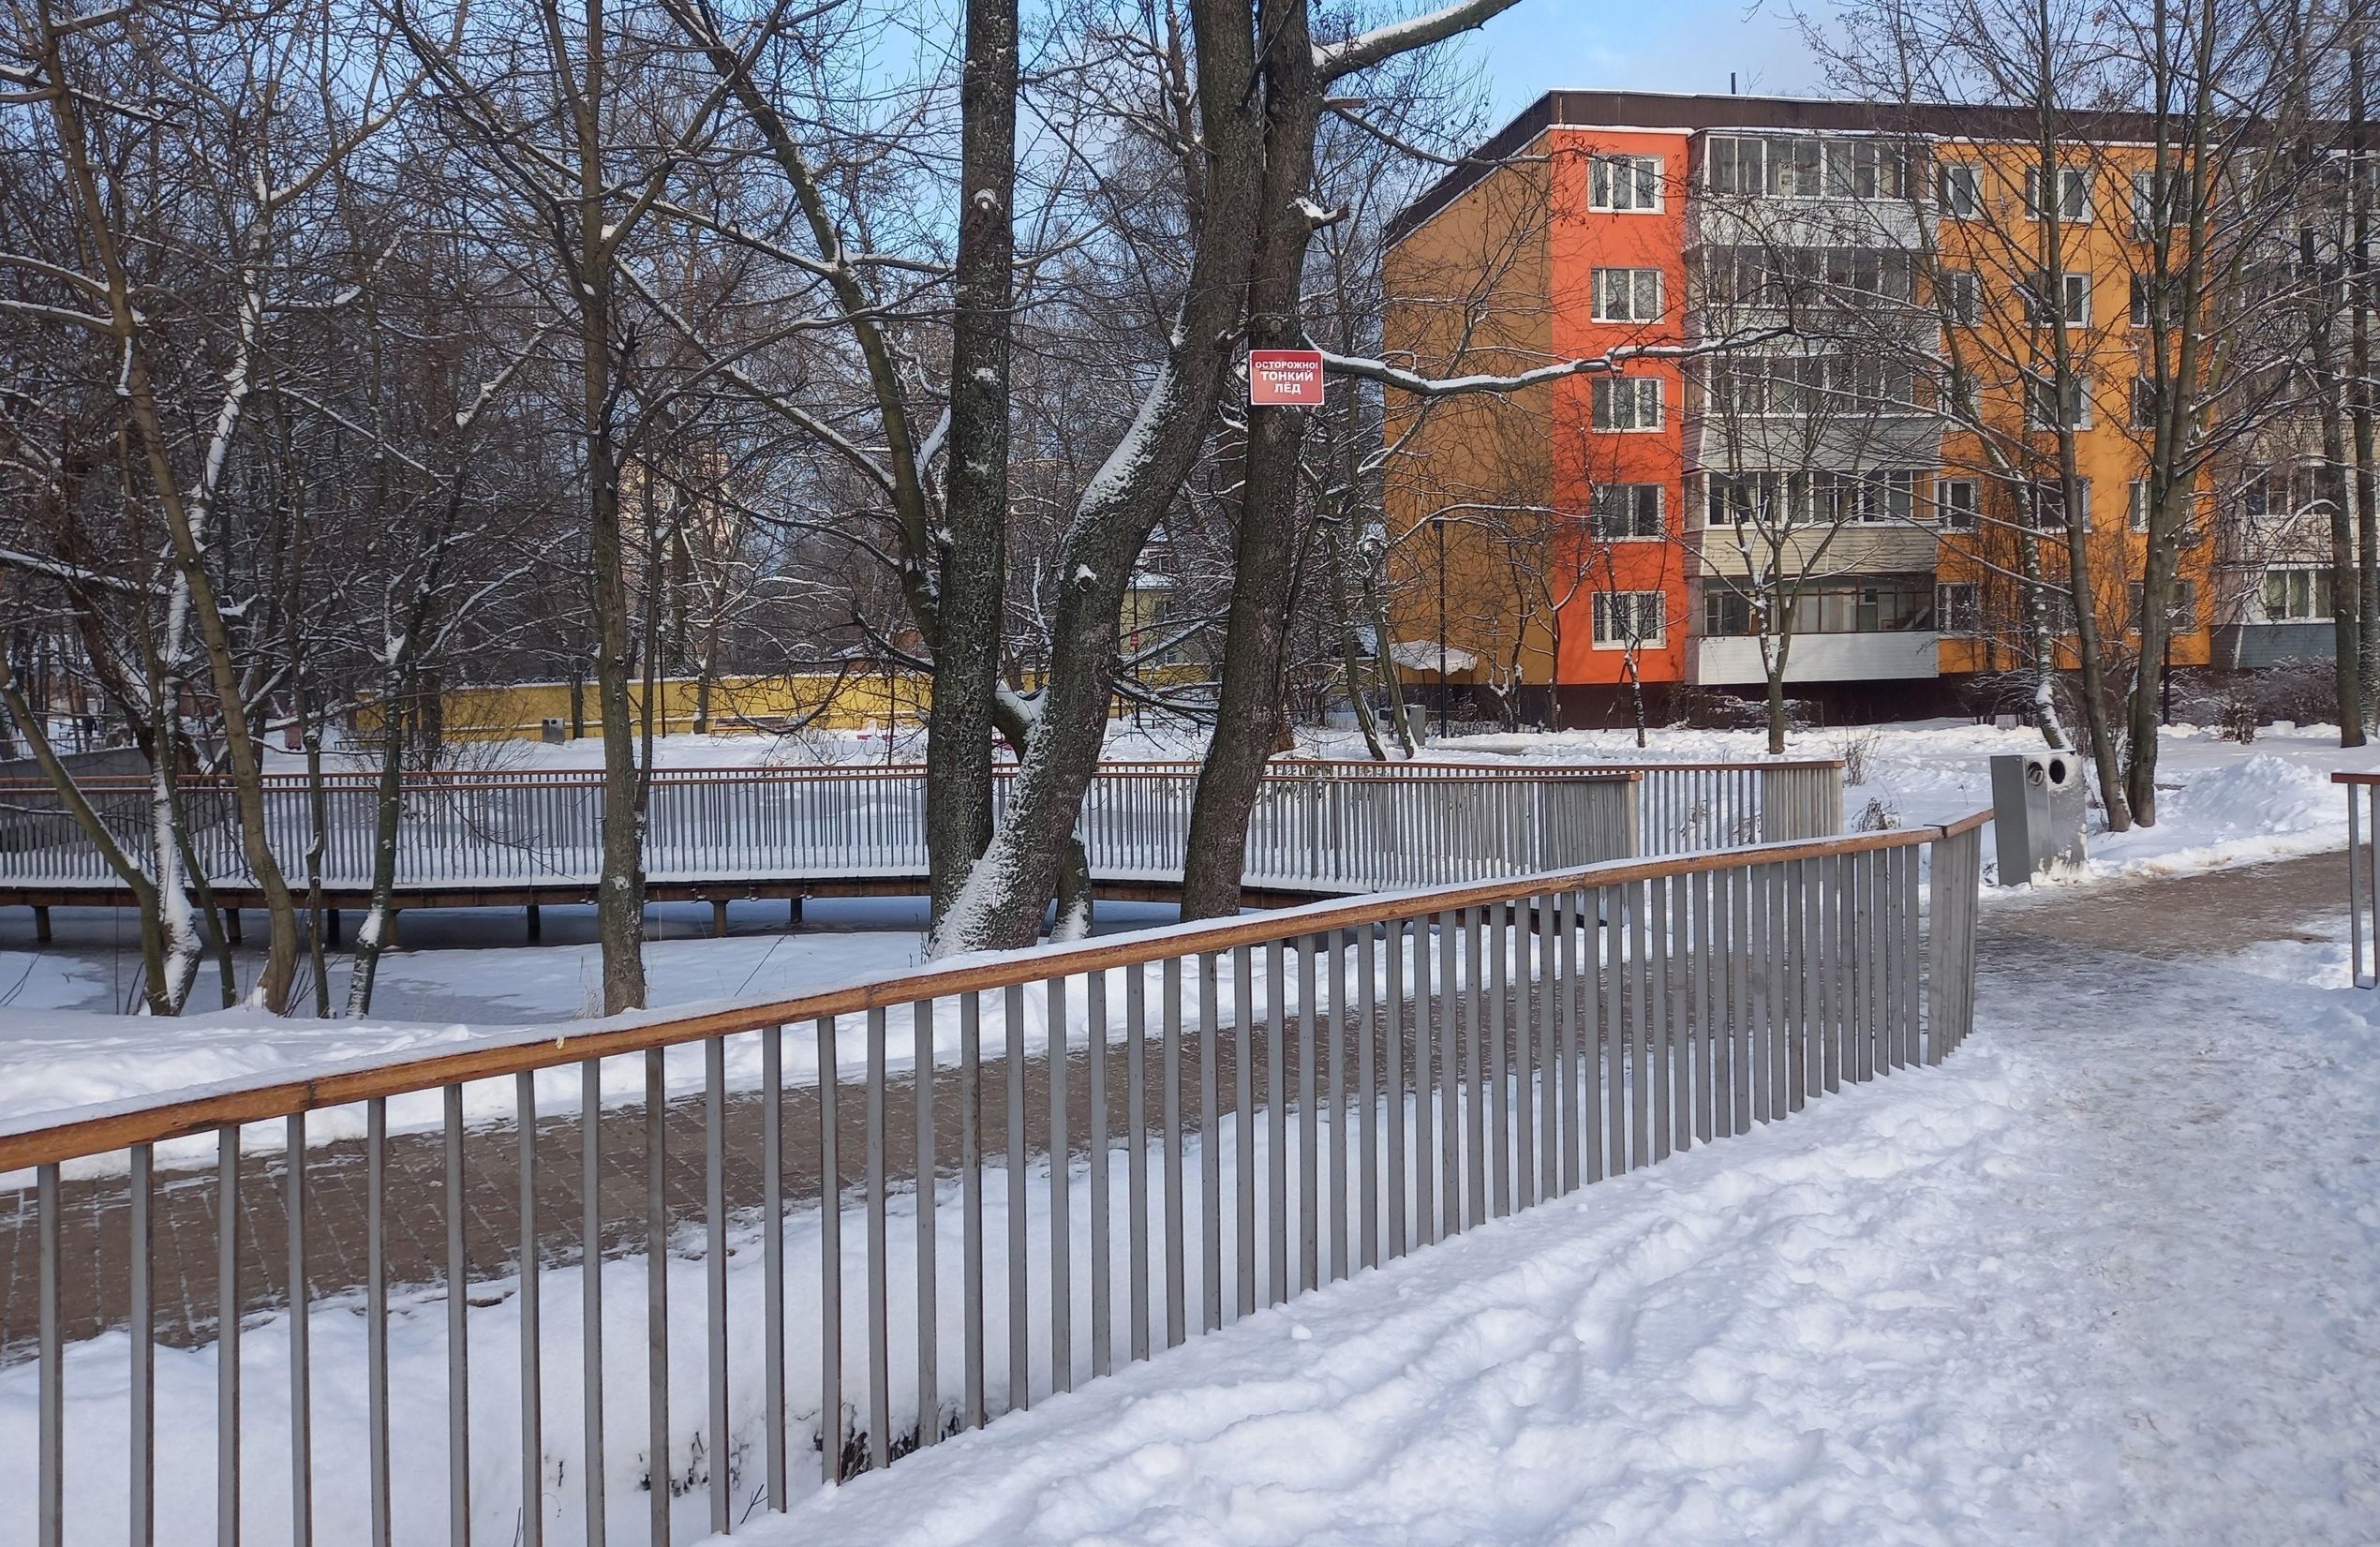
[1248,349,1326,407]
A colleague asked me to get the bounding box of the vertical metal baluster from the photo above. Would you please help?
[1902,841,1924,1069]
[818,1017,843,1482]
[643,1051,669,1544]
[1540,892,1560,1200]
[1234,947,1257,1316]
[1438,908,1461,1238]
[1671,871,1691,1152]
[1710,870,1733,1138]
[1788,861,1810,1110]
[910,1006,938,1439]
[1162,958,1187,1345]
[1296,937,1318,1289]
[1326,930,1348,1282]
[699,1039,729,1525]
[578,1065,604,1547]
[1005,984,1030,1406]
[1265,942,1289,1303]
[1768,863,1791,1112]
[286,1114,314,1547]
[38,1161,62,1547]
[1578,887,1602,1185]
[1088,973,1112,1374]
[1386,918,1410,1257]
[1652,875,1675,1161]
[1629,882,1653,1168]
[1197,955,1222,1330]
[1487,902,1511,1217]
[1607,885,1628,1177]
[1047,978,1073,1390]
[865,1010,890,1470]
[1697,870,1718,1143]
[959,995,986,1423]
[1357,923,1378,1270]
[443,1090,469,1547]
[132,1141,156,1547]
[510,1078,540,1547]
[762,1032,786,1509]
[1462,908,1487,1227]
[1125,966,1152,1358]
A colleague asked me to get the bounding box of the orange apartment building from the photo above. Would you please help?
[1382,90,2224,725]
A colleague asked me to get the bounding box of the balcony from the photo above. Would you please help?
[1694,631,1942,684]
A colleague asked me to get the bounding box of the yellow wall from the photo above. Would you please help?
[1932,139,2217,676]
[362,663,1206,744]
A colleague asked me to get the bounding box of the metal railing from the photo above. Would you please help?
[0,809,1984,1547]
[2340,772,2378,988]
[0,758,1844,900]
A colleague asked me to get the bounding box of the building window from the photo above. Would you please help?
[2025,165,2093,222]
[1767,136,1824,198]
[1937,477,1980,528]
[2129,579,2199,629]
[1938,582,1983,634]
[2023,270,2090,326]
[1703,588,1758,636]
[1814,469,1923,524]
[2024,373,2092,429]
[1590,154,1664,212]
[1706,470,1808,527]
[1592,376,1662,430]
[1588,483,1664,539]
[1593,267,1665,322]
[1824,139,1909,200]
[1705,135,1766,195]
[2132,169,2173,239]
[2130,378,2160,431]
[1939,267,1980,323]
[1823,247,1914,305]
[2264,568,2330,621]
[2129,479,2152,531]
[1592,590,1666,647]
[1939,162,1982,217]
[2022,477,2092,530]
[1747,574,1938,634]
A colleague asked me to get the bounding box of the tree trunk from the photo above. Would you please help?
[1181,0,1321,922]
[925,0,1019,940]
[930,0,1266,955]
[343,677,411,1018]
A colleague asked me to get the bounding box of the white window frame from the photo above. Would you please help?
[1592,589,1667,648]
[1939,267,1980,324]
[1937,581,1983,635]
[1590,154,1664,212]
[1591,376,1663,431]
[2025,165,2094,222]
[1588,483,1664,540]
[2025,373,2093,430]
[1939,162,1982,217]
[1591,267,1665,323]
[1937,477,1980,528]
[2025,271,2090,327]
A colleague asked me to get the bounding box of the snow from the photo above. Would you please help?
[696,908,2380,1547]
[11,881,2369,1545]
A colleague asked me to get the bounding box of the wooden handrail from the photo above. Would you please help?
[2333,770,2380,785]
[0,809,1987,1172]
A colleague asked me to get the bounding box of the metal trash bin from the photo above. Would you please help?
[1989,750,2088,883]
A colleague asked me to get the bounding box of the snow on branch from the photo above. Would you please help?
[1315,0,1529,84]
[0,546,165,596]
[1323,326,1791,399]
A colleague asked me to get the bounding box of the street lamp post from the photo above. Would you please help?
[1432,515,1448,738]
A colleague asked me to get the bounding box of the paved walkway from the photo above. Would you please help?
[0,850,2347,1361]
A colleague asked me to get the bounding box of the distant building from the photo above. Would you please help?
[1381,89,2290,724]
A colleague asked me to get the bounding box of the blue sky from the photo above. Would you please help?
[1462,2,1826,120]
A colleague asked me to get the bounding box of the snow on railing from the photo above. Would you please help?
[0,759,1845,900]
[0,811,1986,1547]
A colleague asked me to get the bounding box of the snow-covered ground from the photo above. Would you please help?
[696,908,2380,1547]
[2,719,2368,1152]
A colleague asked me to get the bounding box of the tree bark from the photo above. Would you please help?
[1181,0,1322,921]
[925,0,1019,940]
